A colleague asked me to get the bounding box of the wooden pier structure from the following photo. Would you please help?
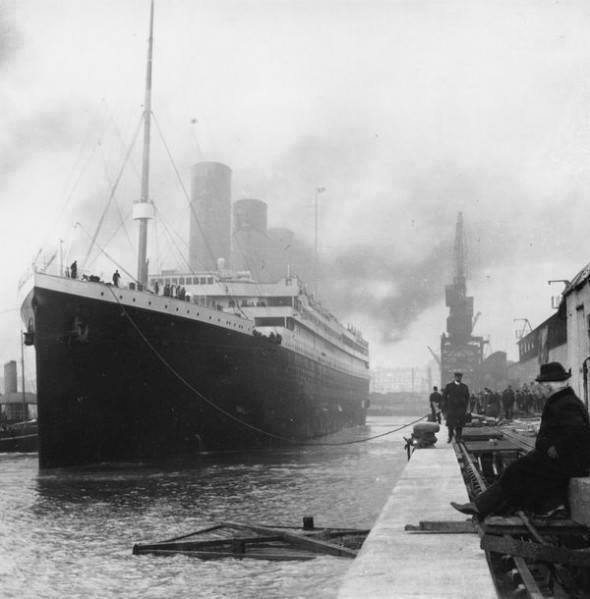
[339,422,590,598]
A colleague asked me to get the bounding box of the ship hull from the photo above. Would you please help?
[23,281,368,467]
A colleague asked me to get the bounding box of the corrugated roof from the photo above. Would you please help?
[564,261,590,295]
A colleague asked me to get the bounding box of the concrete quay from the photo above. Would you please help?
[338,444,496,598]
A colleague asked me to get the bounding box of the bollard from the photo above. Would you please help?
[303,516,314,530]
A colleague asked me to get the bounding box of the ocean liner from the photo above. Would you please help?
[18,2,370,468]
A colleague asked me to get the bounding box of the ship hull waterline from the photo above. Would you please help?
[22,282,369,468]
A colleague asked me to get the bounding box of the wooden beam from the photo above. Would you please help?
[482,517,586,536]
[220,521,358,558]
[404,521,476,534]
[512,556,545,599]
[133,535,283,553]
[481,535,590,567]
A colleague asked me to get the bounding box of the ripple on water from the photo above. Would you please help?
[0,416,416,598]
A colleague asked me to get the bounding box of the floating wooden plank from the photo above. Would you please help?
[481,535,590,567]
[136,548,318,561]
[220,521,358,557]
[404,520,476,534]
[132,534,284,554]
[133,521,367,560]
[154,523,227,544]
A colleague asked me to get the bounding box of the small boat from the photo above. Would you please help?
[132,520,368,561]
[0,419,38,453]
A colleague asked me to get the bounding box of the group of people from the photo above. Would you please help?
[431,379,551,430]
[450,361,590,519]
[161,283,188,300]
[65,260,121,288]
[470,384,546,419]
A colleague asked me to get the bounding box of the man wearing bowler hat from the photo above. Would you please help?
[442,371,470,443]
[451,361,590,519]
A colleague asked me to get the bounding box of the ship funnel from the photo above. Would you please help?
[189,162,232,271]
[4,361,17,394]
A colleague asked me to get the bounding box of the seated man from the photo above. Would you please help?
[451,362,590,518]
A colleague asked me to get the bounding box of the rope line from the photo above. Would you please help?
[106,286,425,446]
[151,112,219,269]
[82,114,143,270]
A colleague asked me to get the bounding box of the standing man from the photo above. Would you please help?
[501,384,516,420]
[442,371,470,443]
[112,270,121,287]
[451,362,590,518]
[429,386,443,423]
[70,260,78,279]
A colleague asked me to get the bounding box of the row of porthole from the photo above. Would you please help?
[100,290,249,331]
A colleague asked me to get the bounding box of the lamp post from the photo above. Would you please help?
[314,186,325,297]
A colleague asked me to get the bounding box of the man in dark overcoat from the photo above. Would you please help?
[442,372,470,443]
[451,362,590,518]
[429,386,443,423]
[501,384,516,419]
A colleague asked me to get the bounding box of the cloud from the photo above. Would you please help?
[0,2,20,68]
[322,239,453,343]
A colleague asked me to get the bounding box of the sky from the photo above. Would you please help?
[3,0,590,383]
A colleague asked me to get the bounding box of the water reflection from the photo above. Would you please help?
[1,417,415,599]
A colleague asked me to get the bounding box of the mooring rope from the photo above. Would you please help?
[107,286,426,446]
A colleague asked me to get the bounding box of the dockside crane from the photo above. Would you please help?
[440,213,485,388]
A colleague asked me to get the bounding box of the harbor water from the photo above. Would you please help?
[0,415,418,599]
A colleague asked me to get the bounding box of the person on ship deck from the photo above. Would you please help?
[451,362,590,519]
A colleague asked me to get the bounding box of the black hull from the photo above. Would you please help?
[28,285,369,467]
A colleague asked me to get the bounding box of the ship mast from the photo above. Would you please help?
[134,0,155,288]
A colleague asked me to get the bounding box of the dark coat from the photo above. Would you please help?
[442,381,470,426]
[499,386,590,510]
[429,391,442,409]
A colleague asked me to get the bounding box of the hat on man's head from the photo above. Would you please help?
[536,362,571,382]
[453,371,463,377]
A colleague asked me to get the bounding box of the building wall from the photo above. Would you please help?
[370,367,432,394]
[508,343,567,388]
[565,284,590,401]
